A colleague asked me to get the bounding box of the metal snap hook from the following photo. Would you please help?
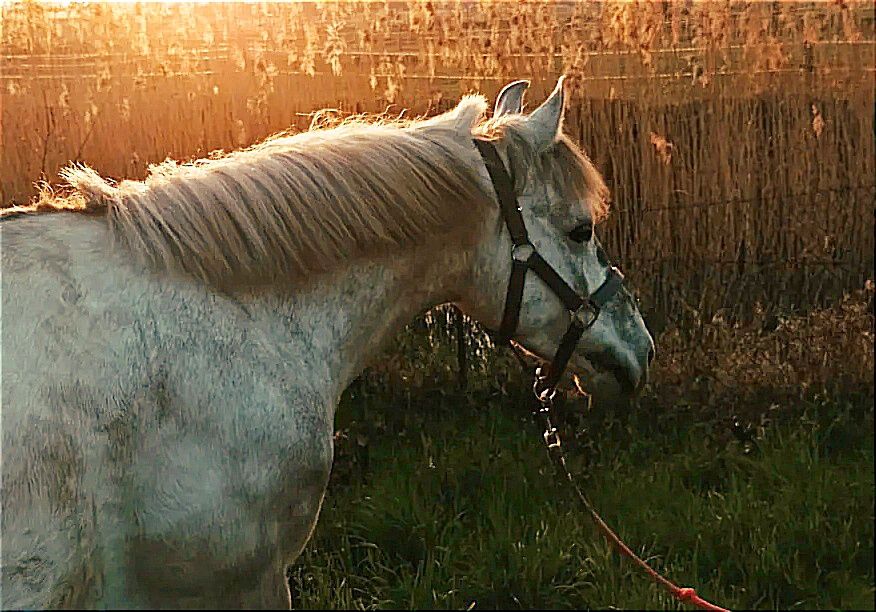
[532,369,556,404]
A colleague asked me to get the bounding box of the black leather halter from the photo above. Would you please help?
[473,138,625,396]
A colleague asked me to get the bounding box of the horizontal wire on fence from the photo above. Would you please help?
[5,65,874,82]
[4,37,874,65]
[622,257,865,268]
[7,38,875,65]
[6,43,874,67]
[294,38,876,58]
[656,330,873,358]
[613,183,876,216]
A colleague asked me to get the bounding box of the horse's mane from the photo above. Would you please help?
[1,94,609,287]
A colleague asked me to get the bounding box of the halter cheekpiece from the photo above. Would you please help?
[472,138,625,397]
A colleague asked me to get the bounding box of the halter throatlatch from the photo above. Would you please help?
[473,138,624,396]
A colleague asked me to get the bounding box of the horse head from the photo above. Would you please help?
[461,77,655,399]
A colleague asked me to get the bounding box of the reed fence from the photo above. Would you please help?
[2,1,873,337]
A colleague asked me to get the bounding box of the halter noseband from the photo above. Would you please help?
[473,138,625,397]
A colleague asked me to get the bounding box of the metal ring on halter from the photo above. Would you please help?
[511,243,535,263]
[571,302,599,329]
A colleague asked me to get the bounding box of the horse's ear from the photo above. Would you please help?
[494,79,529,117]
[525,76,566,152]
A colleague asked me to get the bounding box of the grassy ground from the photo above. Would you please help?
[288,296,874,610]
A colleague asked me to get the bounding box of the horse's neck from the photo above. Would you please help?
[274,241,474,404]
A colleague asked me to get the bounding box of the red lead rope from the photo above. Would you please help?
[577,482,729,612]
[505,341,730,611]
[542,415,729,612]
[518,360,729,610]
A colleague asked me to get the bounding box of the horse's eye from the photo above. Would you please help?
[568,223,593,243]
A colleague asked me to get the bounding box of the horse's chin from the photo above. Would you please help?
[512,342,635,403]
[573,371,630,404]
[571,367,630,404]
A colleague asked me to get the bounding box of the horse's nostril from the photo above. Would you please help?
[648,346,655,365]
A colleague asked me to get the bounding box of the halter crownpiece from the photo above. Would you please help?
[472,138,625,395]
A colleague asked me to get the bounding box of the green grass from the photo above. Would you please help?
[289,376,874,610]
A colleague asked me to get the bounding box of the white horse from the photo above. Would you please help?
[0,77,653,609]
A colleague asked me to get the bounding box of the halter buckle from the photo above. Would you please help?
[511,243,535,263]
[571,302,599,329]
